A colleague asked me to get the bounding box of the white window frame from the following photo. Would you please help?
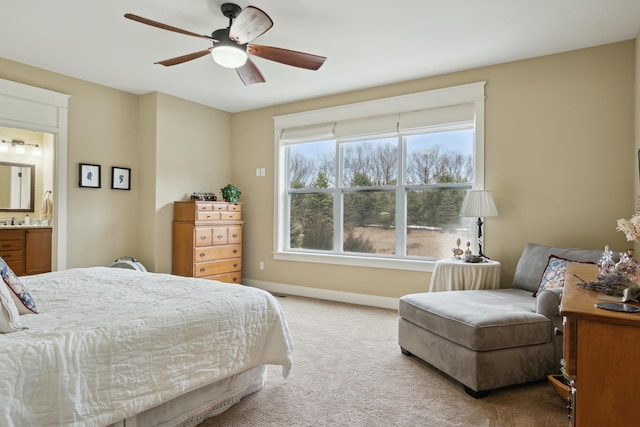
[273,82,486,272]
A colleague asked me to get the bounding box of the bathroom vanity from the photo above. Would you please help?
[0,226,52,275]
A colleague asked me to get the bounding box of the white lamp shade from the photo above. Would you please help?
[211,46,248,68]
[459,190,498,218]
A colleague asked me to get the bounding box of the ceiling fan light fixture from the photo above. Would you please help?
[211,28,247,68]
[211,45,247,68]
[126,4,325,85]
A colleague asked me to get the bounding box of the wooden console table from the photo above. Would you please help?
[561,262,640,426]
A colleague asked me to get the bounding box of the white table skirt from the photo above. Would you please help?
[428,259,501,292]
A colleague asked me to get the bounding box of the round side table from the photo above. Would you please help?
[428,259,500,292]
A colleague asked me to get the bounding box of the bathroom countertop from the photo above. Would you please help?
[0,224,52,229]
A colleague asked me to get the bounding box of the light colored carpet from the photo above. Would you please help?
[200,295,567,426]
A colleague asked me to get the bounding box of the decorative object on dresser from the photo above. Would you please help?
[191,192,217,201]
[0,227,52,275]
[220,183,241,204]
[173,200,243,284]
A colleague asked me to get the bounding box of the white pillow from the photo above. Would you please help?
[0,281,25,333]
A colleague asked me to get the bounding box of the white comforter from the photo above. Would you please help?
[0,267,293,427]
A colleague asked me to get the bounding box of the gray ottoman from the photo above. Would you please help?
[398,288,554,397]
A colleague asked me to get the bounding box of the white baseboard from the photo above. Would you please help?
[243,278,399,310]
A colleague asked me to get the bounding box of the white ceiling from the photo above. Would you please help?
[1,1,639,113]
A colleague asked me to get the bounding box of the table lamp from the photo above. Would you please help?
[459,190,498,258]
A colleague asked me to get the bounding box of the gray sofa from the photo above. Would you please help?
[398,243,603,398]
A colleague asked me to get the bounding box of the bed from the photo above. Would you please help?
[0,266,294,427]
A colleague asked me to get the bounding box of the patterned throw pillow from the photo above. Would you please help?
[0,273,25,333]
[0,257,38,314]
[534,256,570,297]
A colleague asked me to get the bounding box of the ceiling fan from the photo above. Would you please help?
[125,3,326,85]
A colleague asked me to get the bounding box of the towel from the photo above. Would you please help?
[40,191,52,222]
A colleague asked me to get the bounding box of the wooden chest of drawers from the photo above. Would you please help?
[172,201,243,284]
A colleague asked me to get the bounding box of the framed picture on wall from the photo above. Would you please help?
[111,166,131,190]
[79,163,101,188]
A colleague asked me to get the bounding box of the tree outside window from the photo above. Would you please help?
[286,129,475,259]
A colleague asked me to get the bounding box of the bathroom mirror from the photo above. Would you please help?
[0,161,35,212]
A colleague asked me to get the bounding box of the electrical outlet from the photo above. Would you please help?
[256,168,260,176]
[259,261,264,270]
[260,167,266,176]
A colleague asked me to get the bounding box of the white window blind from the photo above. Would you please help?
[398,103,475,135]
[333,113,399,141]
[280,122,335,144]
[279,103,476,143]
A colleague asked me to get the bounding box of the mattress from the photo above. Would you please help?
[0,267,293,427]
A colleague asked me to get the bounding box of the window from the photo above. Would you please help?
[274,82,486,271]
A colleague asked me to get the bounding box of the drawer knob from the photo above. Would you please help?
[232,276,238,282]
[232,233,238,238]
[217,234,223,239]
[232,249,238,254]
[200,267,205,273]
[200,235,207,240]
[199,252,205,258]
[233,263,238,268]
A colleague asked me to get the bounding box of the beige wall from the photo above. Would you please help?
[65,79,140,268]
[152,93,232,272]
[0,39,636,301]
[0,58,231,270]
[137,93,160,271]
[232,40,636,298]
[0,61,143,267]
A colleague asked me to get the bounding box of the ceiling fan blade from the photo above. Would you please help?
[236,59,266,85]
[125,13,216,41]
[248,45,326,70]
[155,49,212,66]
[229,6,273,44]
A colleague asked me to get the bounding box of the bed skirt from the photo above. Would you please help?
[108,366,266,427]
